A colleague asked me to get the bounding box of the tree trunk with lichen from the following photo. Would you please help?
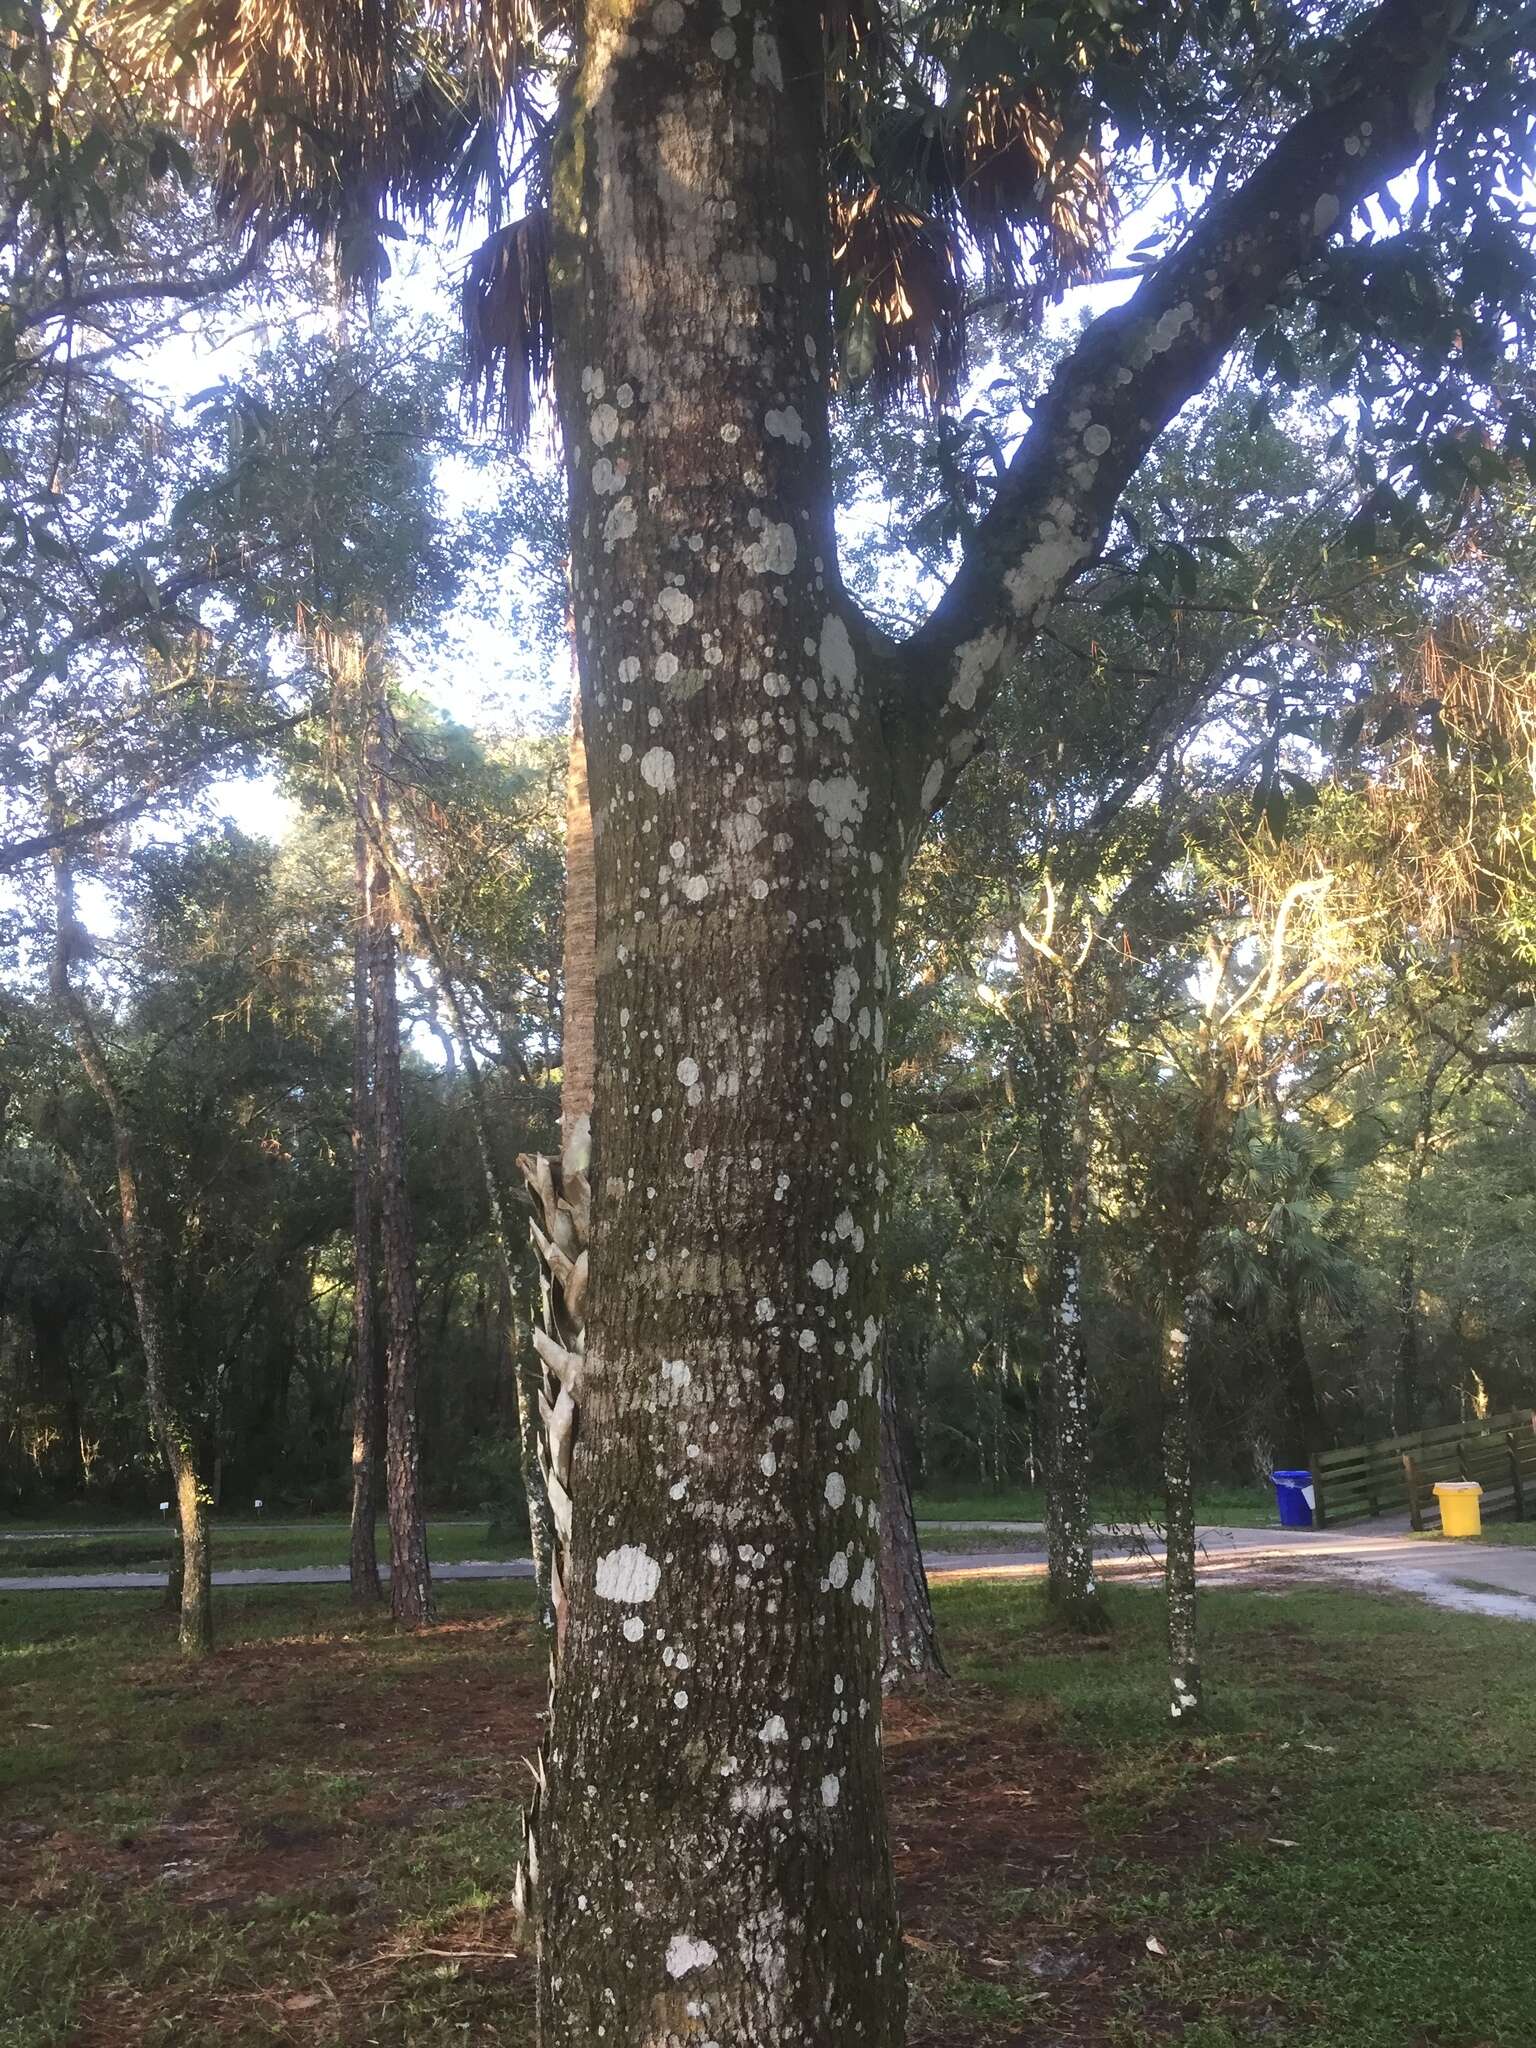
[879,1375,947,1692]
[535,5,904,2037]
[519,0,1475,2031]
[363,704,433,1628]
[348,808,387,1606]
[1033,1015,1104,1632]
[1161,1300,1200,1721]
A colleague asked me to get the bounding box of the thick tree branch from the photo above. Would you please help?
[0,715,302,874]
[13,233,277,336]
[888,0,1472,830]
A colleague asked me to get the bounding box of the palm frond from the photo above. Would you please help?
[462,210,553,444]
[115,0,552,279]
[831,76,1114,407]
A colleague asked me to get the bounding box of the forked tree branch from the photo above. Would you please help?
[887,0,1473,831]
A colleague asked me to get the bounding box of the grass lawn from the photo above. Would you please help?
[3,1575,1533,2045]
[913,1482,1275,1528]
[0,1521,519,1577]
[1409,1521,1536,1549]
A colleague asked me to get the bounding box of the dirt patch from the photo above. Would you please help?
[884,1684,1274,2046]
[13,1619,1286,2048]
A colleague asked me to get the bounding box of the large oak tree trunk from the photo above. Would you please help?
[364,705,434,1627]
[348,807,386,1605]
[535,4,905,2036]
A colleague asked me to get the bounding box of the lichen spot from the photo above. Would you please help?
[603,497,637,546]
[742,520,797,575]
[1313,193,1340,237]
[640,746,676,794]
[852,1557,877,1608]
[948,627,1006,712]
[810,1258,835,1290]
[808,775,868,841]
[590,402,619,447]
[820,1774,841,1809]
[595,1544,661,1604]
[665,1933,718,1979]
[676,1056,700,1087]
[819,612,858,697]
[825,1472,846,1508]
[765,404,808,447]
[752,28,783,87]
[1082,423,1111,456]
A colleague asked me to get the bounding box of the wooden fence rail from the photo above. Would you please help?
[1312,1410,1536,1531]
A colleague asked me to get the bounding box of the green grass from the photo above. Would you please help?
[915,1523,1047,1553]
[907,1578,1536,2046]
[1408,1519,1536,1548]
[0,1581,541,2044]
[912,1482,1275,1528]
[0,1519,521,1576]
[4,1563,1534,2045]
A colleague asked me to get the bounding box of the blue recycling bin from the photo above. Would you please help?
[1272,1469,1314,1528]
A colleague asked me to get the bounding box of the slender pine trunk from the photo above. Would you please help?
[49,842,212,1656]
[535,5,905,2035]
[357,765,559,1629]
[1162,1304,1199,1721]
[348,808,386,1605]
[879,1376,947,1692]
[364,704,433,1627]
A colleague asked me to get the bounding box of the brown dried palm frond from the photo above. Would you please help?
[1378,624,1536,943]
[114,0,553,270]
[1257,625,1536,957]
[833,188,966,411]
[462,209,553,441]
[831,79,1113,406]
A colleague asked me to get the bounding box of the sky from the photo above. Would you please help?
[115,191,1163,854]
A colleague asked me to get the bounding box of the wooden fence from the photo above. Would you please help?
[1312,1410,1536,1531]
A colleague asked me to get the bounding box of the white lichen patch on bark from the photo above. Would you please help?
[594,1544,662,1604]
[665,1932,718,1979]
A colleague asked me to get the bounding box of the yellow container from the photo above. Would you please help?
[1434,1481,1483,1538]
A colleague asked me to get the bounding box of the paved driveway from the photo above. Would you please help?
[5,1522,1536,1621]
